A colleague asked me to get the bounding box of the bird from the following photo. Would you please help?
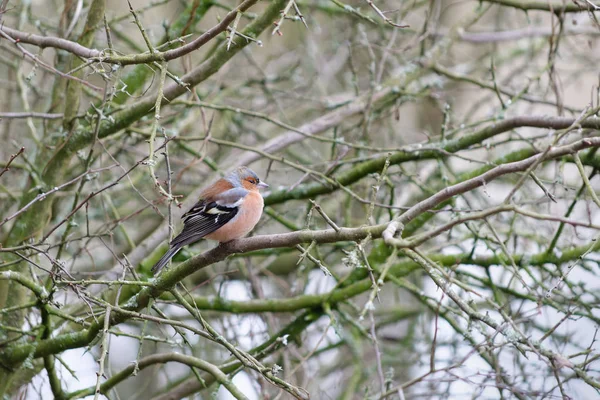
[151,166,269,274]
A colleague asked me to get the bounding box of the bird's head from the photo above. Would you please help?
[228,166,269,191]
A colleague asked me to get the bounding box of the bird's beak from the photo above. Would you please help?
[257,181,269,189]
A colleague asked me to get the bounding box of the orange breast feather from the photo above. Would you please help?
[205,191,264,242]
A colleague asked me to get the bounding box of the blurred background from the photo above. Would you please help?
[1,0,600,399]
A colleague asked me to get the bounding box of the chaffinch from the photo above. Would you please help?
[151,166,268,274]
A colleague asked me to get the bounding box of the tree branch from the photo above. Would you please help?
[483,0,598,14]
[0,0,259,65]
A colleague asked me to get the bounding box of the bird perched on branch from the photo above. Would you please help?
[151,166,268,274]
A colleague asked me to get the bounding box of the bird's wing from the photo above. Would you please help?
[212,187,250,206]
[171,188,249,248]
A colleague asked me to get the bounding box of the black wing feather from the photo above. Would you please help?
[171,201,238,247]
[151,200,238,274]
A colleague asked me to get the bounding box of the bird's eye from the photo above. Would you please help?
[248,178,257,184]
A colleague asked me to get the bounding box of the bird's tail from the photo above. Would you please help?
[151,246,181,275]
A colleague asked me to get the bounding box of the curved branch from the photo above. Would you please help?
[395,137,600,225]
[0,25,101,57]
[0,271,47,301]
[181,279,376,313]
[65,353,248,400]
[483,0,599,13]
[0,0,259,65]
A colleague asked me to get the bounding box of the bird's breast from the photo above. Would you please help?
[204,192,264,242]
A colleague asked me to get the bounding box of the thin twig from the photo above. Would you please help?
[0,147,24,179]
[93,305,111,400]
[362,0,409,28]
